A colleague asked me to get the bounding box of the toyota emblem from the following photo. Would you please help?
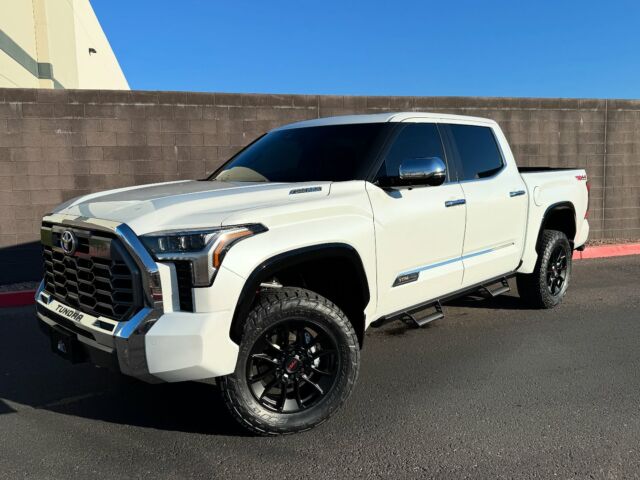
[60,230,77,255]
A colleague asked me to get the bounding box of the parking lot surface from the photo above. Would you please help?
[1,256,639,479]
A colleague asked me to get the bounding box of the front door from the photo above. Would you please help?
[366,121,466,317]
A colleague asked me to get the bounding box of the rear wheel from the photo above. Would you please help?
[220,287,360,435]
[516,229,572,309]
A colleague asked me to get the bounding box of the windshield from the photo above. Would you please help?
[210,123,390,183]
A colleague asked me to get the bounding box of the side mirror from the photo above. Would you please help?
[397,156,447,187]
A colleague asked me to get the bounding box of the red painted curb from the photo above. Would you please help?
[574,243,640,260]
[0,290,37,308]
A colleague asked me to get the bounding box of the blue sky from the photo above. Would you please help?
[93,0,640,99]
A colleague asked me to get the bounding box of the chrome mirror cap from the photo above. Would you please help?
[398,157,447,186]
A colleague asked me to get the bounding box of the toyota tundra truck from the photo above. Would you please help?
[36,112,590,435]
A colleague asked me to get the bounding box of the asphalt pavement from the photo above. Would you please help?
[1,256,639,479]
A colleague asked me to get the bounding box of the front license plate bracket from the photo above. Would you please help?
[49,326,86,364]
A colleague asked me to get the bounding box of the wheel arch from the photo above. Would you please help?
[229,243,371,347]
[538,201,577,250]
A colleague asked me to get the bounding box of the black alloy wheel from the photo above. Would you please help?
[247,320,340,414]
[516,229,572,309]
[220,287,360,435]
[546,244,569,296]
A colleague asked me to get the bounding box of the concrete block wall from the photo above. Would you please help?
[0,88,639,283]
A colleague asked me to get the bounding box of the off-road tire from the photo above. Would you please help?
[516,229,572,309]
[219,287,360,435]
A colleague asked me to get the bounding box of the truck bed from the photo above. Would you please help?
[518,165,590,256]
[518,167,581,173]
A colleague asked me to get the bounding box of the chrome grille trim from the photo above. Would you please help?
[38,214,164,383]
[41,224,142,322]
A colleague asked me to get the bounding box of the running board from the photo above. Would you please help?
[370,271,517,329]
[482,278,510,298]
[402,301,444,328]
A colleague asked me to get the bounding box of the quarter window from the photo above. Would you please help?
[447,125,504,180]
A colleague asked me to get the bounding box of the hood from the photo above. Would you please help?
[56,180,331,235]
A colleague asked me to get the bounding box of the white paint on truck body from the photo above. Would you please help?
[40,112,589,382]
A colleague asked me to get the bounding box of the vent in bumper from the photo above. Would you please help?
[173,261,194,312]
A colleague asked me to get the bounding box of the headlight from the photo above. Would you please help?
[141,224,266,286]
[142,230,223,255]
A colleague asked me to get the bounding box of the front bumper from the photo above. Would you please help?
[37,301,120,370]
[37,214,240,383]
[36,281,161,383]
[36,287,240,382]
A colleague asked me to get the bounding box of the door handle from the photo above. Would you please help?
[445,199,466,207]
[509,190,526,198]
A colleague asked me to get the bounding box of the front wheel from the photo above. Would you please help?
[516,229,572,309]
[220,287,360,435]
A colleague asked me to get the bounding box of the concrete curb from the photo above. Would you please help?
[573,243,640,260]
[1,243,639,308]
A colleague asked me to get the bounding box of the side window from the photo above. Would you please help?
[447,125,504,181]
[376,123,446,179]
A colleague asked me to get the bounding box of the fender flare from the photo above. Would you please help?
[537,201,577,250]
[229,243,370,343]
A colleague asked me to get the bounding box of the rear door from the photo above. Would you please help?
[441,122,528,287]
[366,121,467,316]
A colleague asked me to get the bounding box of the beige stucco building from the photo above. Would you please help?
[0,0,128,89]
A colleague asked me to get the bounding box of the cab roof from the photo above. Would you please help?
[273,112,498,131]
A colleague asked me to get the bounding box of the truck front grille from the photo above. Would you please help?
[41,224,143,322]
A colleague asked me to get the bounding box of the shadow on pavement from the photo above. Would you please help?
[0,399,16,414]
[45,378,249,437]
[0,289,533,434]
[447,293,535,310]
[372,288,533,338]
[0,306,249,437]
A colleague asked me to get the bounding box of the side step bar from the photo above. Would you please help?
[399,301,444,328]
[411,301,444,327]
[370,272,516,329]
[482,278,510,298]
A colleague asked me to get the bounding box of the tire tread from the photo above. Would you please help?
[220,287,360,436]
[516,229,571,309]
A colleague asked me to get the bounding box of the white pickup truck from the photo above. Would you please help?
[36,112,590,435]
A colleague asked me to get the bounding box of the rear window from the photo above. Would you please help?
[211,123,389,183]
[447,125,504,180]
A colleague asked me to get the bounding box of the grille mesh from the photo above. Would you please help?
[42,225,142,321]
